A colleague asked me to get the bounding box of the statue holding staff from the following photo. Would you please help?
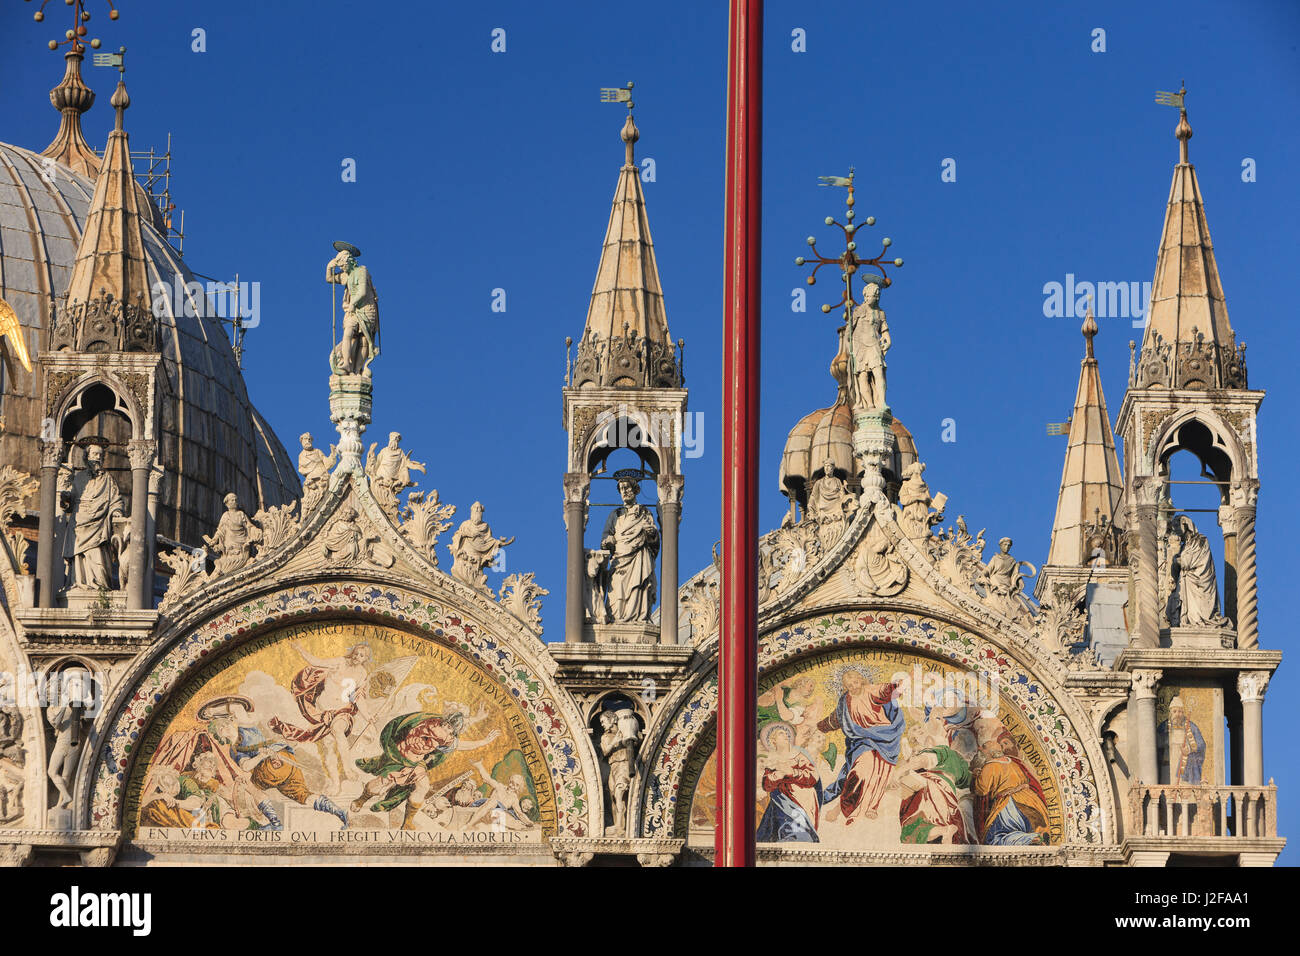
[326,240,380,377]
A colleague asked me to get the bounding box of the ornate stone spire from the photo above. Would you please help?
[1132,87,1247,390]
[1046,307,1124,567]
[570,99,680,389]
[41,49,101,179]
[51,67,156,352]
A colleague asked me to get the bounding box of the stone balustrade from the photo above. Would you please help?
[1130,783,1277,839]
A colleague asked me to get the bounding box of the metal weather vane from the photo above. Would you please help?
[600,81,635,110]
[795,167,903,319]
[28,0,120,53]
[1154,83,1186,110]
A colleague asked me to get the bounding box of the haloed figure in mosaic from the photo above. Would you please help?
[268,642,373,789]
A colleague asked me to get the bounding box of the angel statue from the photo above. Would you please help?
[327,240,380,377]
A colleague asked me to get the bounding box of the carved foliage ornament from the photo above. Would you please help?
[0,466,39,576]
[499,572,549,631]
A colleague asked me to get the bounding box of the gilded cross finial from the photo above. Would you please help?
[795,168,904,317]
[29,0,120,53]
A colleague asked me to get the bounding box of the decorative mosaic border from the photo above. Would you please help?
[640,609,1102,845]
[87,582,592,837]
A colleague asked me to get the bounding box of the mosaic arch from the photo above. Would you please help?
[640,609,1105,850]
[86,581,595,842]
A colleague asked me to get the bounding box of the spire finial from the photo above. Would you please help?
[105,46,129,130]
[1156,82,1192,164]
[601,82,638,165]
[1081,296,1098,359]
[35,1,123,177]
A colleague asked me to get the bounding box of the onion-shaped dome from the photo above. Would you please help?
[0,142,299,545]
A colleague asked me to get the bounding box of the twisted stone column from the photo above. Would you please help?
[563,473,590,643]
[1237,671,1269,786]
[657,475,684,645]
[1130,479,1160,649]
[35,439,65,608]
[1232,480,1259,650]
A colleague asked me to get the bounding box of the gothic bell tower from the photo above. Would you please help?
[33,65,162,615]
[559,91,687,649]
[552,90,695,843]
[1113,88,1280,864]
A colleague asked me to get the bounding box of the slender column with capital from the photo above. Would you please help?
[126,439,156,610]
[1232,480,1259,650]
[1238,671,1269,786]
[657,475,683,645]
[1131,669,1162,788]
[1218,503,1238,625]
[1131,482,1160,648]
[145,460,165,604]
[563,473,590,643]
[36,439,65,608]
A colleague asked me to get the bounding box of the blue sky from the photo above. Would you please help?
[4,1,1297,857]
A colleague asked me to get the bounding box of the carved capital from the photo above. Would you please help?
[148,460,167,497]
[1130,476,1161,509]
[40,439,66,470]
[557,850,594,868]
[126,439,157,472]
[1237,670,1270,704]
[1230,478,1259,511]
[1130,668,1163,700]
[657,474,685,508]
[636,851,675,868]
[562,473,591,505]
[0,844,35,868]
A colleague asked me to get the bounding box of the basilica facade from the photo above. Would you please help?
[0,43,1281,867]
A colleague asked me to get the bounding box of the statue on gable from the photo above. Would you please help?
[600,473,660,623]
[805,455,858,549]
[897,461,946,540]
[203,493,262,576]
[984,537,1036,620]
[58,443,125,590]
[366,432,426,518]
[449,502,514,591]
[327,241,380,377]
[848,279,890,414]
[1170,515,1229,628]
[298,433,338,513]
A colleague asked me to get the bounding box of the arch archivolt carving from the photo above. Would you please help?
[636,606,1114,848]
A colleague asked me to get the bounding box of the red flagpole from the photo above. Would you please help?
[717,0,761,868]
